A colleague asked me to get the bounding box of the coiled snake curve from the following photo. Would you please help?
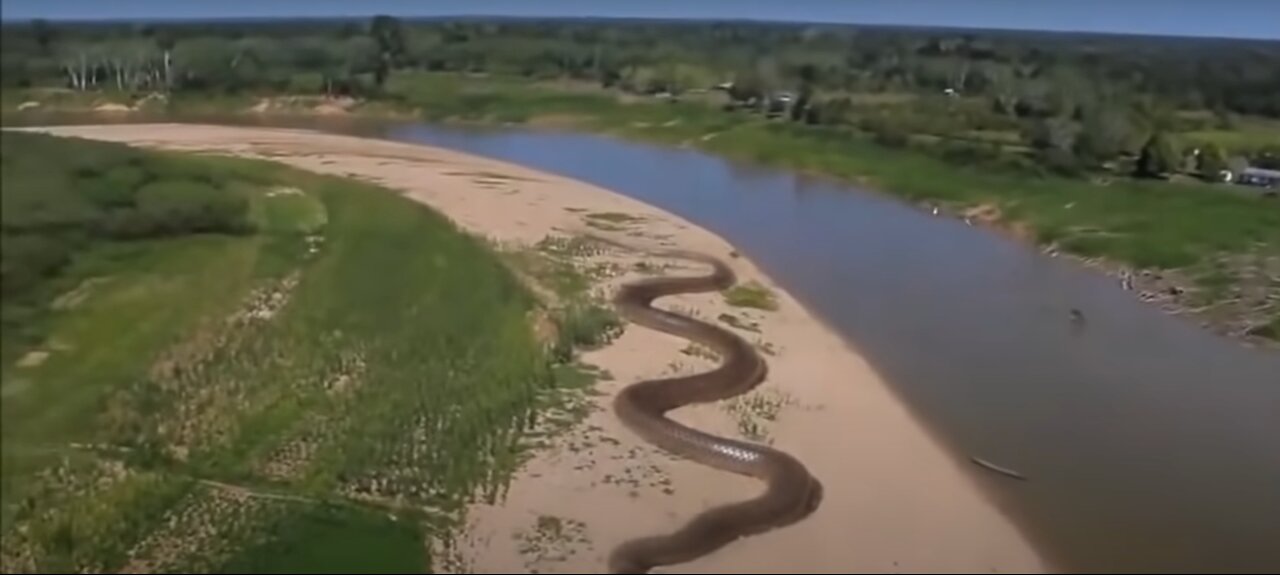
[607,248,823,573]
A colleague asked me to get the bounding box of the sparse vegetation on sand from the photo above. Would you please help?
[0,134,602,572]
[722,281,779,311]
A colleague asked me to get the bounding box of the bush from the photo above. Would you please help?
[937,140,1003,165]
[130,180,250,237]
[863,118,909,148]
[1251,145,1280,170]
[0,172,98,233]
[1197,143,1229,181]
[287,72,326,94]
[992,151,1041,174]
[0,234,71,295]
[81,165,149,209]
[1044,148,1084,177]
[550,303,623,361]
[2,132,259,357]
[1134,132,1181,178]
[722,281,779,310]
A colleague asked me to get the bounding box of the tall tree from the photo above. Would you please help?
[1196,143,1229,181]
[982,62,1019,116]
[1134,132,1181,178]
[727,69,765,104]
[369,15,406,87]
[790,82,814,122]
[1076,104,1135,164]
[31,19,56,54]
[151,30,177,91]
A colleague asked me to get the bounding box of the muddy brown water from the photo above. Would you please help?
[11,114,1280,572]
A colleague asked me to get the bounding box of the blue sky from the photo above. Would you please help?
[2,0,1278,40]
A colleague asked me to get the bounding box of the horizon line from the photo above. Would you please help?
[1,13,1276,43]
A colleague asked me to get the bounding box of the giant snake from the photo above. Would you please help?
[607,247,823,573]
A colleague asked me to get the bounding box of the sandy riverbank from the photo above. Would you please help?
[25,124,1046,573]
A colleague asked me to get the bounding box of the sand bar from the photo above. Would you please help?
[25,124,1046,573]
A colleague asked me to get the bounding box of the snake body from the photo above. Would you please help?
[608,249,823,573]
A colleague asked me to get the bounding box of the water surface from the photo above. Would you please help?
[11,114,1280,571]
[384,124,1280,572]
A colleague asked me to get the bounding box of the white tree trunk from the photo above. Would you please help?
[163,50,172,91]
[955,61,970,91]
[78,53,88,90]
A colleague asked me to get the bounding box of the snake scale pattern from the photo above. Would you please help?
[607,248,823,573]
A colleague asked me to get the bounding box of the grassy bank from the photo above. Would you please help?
[0,133,602,572]
[4,74,1277,340]
[380,74,1280,339]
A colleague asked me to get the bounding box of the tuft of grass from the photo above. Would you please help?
[255,187,327,234]
[550,303,624,363]
[583,219,625,232]
[584,211,643,224]
[722,281,779,311]
[717,313,761,333]
[679,342,718,361]
[722,389,792,443]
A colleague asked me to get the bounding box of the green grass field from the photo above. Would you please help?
[0,134,600,572]
[215,504,424,574]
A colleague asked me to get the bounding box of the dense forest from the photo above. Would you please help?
[3,17,1279,178]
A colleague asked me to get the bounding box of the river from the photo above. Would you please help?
[383,124,1280,573]
[13,114,1280,571]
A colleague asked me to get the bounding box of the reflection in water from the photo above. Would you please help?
[386,124,1280,572]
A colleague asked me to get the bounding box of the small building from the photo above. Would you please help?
[1235,167,1280,188]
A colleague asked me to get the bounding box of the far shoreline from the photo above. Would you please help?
[5,94,1276,350]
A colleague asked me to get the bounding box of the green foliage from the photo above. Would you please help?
[369,15,407,66]
[1135,132,1182,178]
[1,132,252,361]
[1196,142,1229,180]
[4,16,1280,117]
[1076,104,1137,163]
[863,117,909,148]
[5,17,1278,177]
[723,281,779,311]
[551,303,624,363]
[126,180,250,237]
[728,70,766,104]
[1042,148,1083,177]
[1250,144,1280,170]
[1249,316,1280,341]
[1027,117,1079,155]
[367,73,1278,284]
[216,505,424,574]
[2,142,574,572]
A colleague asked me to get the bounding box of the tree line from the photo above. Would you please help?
[3,17,1278,178]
